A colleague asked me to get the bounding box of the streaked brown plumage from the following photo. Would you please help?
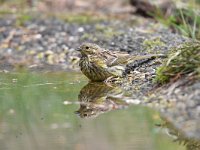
[78,43,163,82]
[75,82,128,118]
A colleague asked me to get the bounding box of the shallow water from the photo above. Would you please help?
[0,72,185,150]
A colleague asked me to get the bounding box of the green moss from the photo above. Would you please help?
[15,14,32,26]
[143,37,165,53]
[80,24,120,41]
[0,9,13,16]
[80,33,98,41]
[155,41,200,84]
[0,6,33,26]
[155,66,170,84]
[95,24,120,38]
[61,14,104,24]
[80,33,92,40]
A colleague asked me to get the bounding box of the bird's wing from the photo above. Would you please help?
[90,56,108,68]
[103,50,165,66]
[107,66,125,77]
[101,50,130,67]
[110,52,131,66]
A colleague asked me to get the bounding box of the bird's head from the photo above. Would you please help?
[77,43,101,56]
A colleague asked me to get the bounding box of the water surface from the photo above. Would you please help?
[0,72,185,150]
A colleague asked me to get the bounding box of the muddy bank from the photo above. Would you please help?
[148,42,200,140]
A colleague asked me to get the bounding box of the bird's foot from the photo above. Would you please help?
[104,76,123,84]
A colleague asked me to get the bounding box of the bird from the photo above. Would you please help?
[77,43,164,82]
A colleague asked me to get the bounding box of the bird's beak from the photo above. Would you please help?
[77,47,81,51]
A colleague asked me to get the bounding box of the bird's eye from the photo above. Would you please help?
[85,46,89,49]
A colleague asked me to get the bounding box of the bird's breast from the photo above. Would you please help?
[79,57,112,81]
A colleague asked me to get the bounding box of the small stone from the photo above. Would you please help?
[78,27,84,32]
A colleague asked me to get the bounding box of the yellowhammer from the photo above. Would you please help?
[78,43,163,82]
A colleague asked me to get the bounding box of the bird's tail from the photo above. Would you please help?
[129,54,166,62]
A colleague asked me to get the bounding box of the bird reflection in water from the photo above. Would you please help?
[75,82,131,118]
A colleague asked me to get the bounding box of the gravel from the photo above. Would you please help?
[0,17,188,72]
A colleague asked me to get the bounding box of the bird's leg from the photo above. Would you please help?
[104,76,115,83]
[104,76,123,84]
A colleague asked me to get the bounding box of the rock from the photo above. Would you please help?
[129,0,175,18]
